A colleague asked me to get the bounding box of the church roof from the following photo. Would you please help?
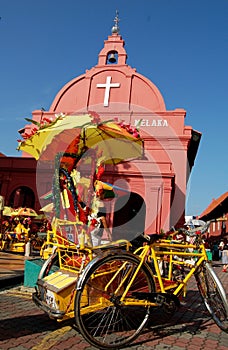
[199,191,228,220]
[48,12,166,114]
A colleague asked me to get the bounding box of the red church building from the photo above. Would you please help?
[0,16,201,238]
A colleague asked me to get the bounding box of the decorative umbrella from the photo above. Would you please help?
[2,206,14,216]
[17,114,92,160]
[17,113,143,226]
[11,207,38,217]
[17,114,143,164]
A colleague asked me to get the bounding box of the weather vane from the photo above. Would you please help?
[112,10,120,34]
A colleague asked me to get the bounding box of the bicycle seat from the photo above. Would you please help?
[147,233,163,243]
[131,233,162,248]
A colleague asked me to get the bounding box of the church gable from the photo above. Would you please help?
[49,19,166,115]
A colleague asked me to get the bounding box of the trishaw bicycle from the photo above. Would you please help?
[17,113,228,349]
[74,222,228,349]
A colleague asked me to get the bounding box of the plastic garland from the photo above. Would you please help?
[53,152,81,218]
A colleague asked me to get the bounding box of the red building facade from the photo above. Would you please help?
[0,156,38,209]
[199,192,228,239]
[0,22,201,237]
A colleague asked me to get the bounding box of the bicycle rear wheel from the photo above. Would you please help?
[195,262,228,332]
[75,252,155,349]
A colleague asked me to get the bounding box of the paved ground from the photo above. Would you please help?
[0,251,39,289]
[0,253,227,350]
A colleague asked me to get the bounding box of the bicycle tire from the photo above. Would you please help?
[75,252,155,349]
[195,262,228,332]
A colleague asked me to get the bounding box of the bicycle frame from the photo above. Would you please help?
[134,239,208,298]
[79,237,209,313]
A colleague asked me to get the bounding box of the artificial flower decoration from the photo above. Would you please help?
[19,114,63,142]
[94,180,104,197]
[96,164,105,180]
[17,111,143,246]
[88,111,101,124]
[117,120,140,138]
[70,169,81,186]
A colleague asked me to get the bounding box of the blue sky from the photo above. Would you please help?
[0,0,227,216]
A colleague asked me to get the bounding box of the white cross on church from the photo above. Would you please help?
[96,76,120,107]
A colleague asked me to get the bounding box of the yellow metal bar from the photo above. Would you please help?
[156,251,204,257]
[173,255,205,296]
[156,242,197,249]
[103,247,149,299]
[121,246,150,299]
[104,261,131,294]
[151,247,166,293]
[168,253,173,280]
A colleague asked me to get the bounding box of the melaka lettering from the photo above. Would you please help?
[134,119,168,127]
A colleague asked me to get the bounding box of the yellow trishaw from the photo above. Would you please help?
[17,112,142,320]
[17,113,228,350]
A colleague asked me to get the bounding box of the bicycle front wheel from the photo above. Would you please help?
[75,252,155,349]
[195,262,228,332]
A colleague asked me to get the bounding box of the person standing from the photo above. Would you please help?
[90,201,112,246]
[221,241,228,272]
[219,239,224,260]
[89,187,112,247]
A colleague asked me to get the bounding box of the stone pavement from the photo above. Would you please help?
[0,258,227,350]
[0,251,40,290]
[0,251,26,289]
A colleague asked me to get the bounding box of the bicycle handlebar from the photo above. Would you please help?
[184,220,211,237]
[137,219,213,244]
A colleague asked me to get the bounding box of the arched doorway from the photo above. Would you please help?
[9,186,35,208]
[112,192,146,241]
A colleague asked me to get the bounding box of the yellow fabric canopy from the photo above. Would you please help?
[18,114,92,160]
[18,114,143,164]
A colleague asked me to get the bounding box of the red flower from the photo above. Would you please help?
[91,218,98,226]
[88,111,101,124]
[78,204,88,224]
[42,116,54,123]
[96,164,105,180]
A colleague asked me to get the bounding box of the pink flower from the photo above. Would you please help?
[88,111,101,124]
[133,131,140,138]
[42,116,53,123]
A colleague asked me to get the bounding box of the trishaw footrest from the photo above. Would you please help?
[32,292,66,319]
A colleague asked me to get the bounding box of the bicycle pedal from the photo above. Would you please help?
[132,292,180,308]
[132,292,159,303]
[132,292,151,299]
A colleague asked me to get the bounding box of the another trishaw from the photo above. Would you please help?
[0,207,45,254]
